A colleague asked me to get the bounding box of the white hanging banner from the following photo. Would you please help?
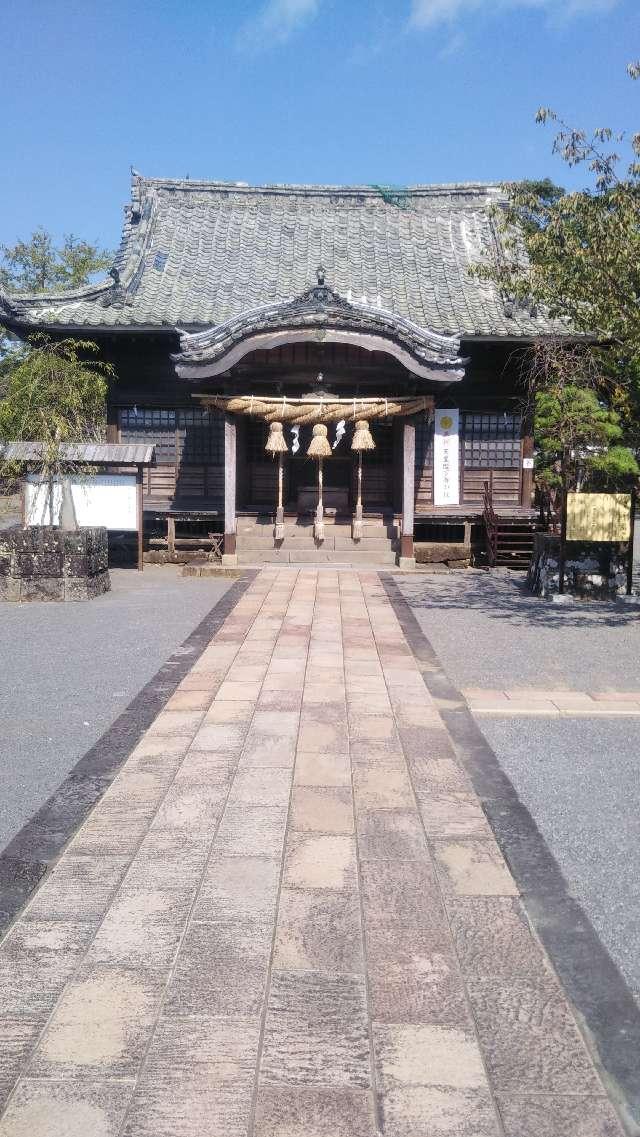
[433,409,460,506]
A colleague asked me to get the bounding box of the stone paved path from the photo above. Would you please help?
[0,570,626,1136]
[465,687,640,716]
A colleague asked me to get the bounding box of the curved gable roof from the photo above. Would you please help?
[173,281,466,382]
[1,173,560,338]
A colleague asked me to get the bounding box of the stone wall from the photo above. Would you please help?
[527,532,628,600]
[0,527,110,602]
[414,541,471,569]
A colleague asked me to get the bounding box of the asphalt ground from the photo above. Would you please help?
[0,565,233,854]
[397,568,640,691]
[396,570,640,1005]
[480,717,640,1003]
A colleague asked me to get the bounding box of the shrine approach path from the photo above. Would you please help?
[0,568,625,1136]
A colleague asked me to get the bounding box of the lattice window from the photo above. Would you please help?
[462,413,521,469]
[415,417,434,474]
[119,408,225,465]
[119,408,176,463]
[177,410,224,464]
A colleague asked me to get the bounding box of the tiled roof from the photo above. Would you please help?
[0,174,562,338]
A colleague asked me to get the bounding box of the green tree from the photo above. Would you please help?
[0,227,114,399]
[527,341,638,593]
[0,335,112,525]
[477,63,640,434]
[533,347,638,495]
[0,334,24,401]
[0,228,112,292]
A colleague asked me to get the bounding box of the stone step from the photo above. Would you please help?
[236,530,346,545]
[237,548,398,565]
[236,534,396,552]
[324,549,397,564]
[235,530,394,545]
[236,519,393,539]
[333,535,396,551]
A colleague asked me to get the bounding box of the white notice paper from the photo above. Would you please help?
[25,474,138,531]
[433,409,460,506]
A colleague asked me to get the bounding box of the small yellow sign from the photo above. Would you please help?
[566,493,631,542]
[440,415,454,431]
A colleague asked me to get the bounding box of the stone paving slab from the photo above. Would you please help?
[0,569,628,1136]
[465,687,640,715]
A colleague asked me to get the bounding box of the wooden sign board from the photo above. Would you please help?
[566,493,631,542]
[25,474,138,531]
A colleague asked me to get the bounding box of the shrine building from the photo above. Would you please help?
[0,175,560,567]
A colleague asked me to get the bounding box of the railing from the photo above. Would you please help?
[482,476,498,567]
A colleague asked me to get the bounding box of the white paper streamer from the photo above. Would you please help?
[290,425,300,455]
[332,420,346,450]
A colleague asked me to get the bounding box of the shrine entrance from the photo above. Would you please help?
[241,417,395,515]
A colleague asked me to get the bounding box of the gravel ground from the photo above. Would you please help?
[0,565,233,853]
[397,569,640,691]
[481,717,640,1002]
[396,571,640,1003]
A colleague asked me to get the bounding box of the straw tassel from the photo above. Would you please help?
[352,419,375,451]
[265,421,288,454]
[307,422,332,458]
[265,422,288,541]
[307,424,331,541]
[351,420,375,540]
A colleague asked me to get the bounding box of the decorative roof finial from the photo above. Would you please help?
[316,264,325,286]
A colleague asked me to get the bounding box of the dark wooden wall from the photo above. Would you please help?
[96,333,532,511]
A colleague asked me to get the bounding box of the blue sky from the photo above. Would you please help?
[1,0,637,256]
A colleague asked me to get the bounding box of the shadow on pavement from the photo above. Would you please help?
[399,570,639,630]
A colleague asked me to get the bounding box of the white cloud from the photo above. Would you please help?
[239,0,321,49]
[411,0,618,28]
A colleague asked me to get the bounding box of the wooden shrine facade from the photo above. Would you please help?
[0,176,554,565]
[92,329,534,565]
[104,338,532,518]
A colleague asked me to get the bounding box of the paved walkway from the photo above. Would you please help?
[0,570,626,1136]
[464,688,640,716]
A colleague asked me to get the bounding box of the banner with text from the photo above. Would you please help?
[433,409,460,506]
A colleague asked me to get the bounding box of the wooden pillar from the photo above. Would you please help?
[167,516,176,560]
[521,432,534,507]
[222,414,238,566]
[392,418,403,514]
[106,400,119,444]
[628,487,640,595]
[235,416,248,510]
[136,466,144,572]
[398,418,416,568]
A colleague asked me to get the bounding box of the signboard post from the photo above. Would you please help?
[628,488,638,596]
[566,493,632,542]
[433,409,460,507]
